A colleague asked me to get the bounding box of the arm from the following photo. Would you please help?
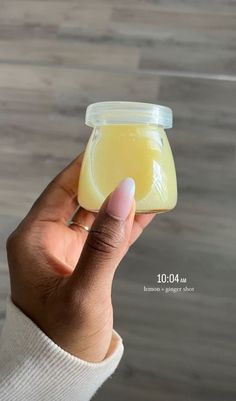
[0,153,155,400]
[0,299,123,401]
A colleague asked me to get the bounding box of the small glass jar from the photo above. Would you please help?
[78,101,177,214]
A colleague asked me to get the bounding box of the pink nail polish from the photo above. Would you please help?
[106,178,135,220]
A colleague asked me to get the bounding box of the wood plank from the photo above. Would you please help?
[0,2,236,400]
[0,39,140,69]
[0,65,159,113]
[0,1,112,33]
[0,2,235,76]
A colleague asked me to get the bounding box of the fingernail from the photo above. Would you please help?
[106,177,135,221]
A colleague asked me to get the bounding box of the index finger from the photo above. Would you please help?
[29,152,84,223]
[130,213,156,245]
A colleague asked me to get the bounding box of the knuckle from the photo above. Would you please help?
[6,230,19,253]
[6,226,30,255]
[87,224,124,256]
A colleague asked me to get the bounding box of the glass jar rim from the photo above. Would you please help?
[85,101,173,129]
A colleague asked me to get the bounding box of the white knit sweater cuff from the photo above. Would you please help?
[0,298,124,401]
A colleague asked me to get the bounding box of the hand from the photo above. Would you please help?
[6,153,155,362]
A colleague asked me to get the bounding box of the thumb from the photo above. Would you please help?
[69,177,136,296]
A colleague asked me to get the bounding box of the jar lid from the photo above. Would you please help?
[85,101,173,129]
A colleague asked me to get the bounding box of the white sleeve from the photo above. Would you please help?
[0,298,124,401]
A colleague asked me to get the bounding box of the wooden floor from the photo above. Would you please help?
[0,1,236,400]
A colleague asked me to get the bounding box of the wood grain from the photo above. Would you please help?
[0,1,236,400]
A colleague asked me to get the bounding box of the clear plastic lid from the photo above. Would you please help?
[85,101,173,129]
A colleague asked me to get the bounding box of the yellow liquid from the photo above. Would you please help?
[78,124,177,213]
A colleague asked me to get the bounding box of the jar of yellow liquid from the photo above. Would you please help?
[78,101,177,214]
